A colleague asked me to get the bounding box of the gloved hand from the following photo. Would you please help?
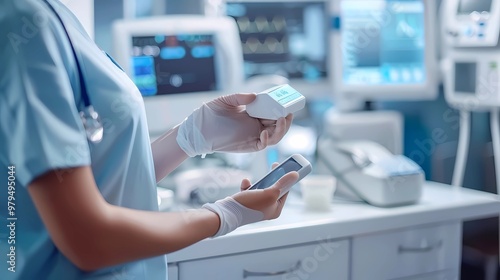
[176,93,293,157]
[202,163,298,237]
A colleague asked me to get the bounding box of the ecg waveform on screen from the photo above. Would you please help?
[226,2,327,79]
[242,36,288,55]
[236,16,287,33]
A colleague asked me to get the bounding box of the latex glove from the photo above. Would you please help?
[177,93,293,157]
[202,163,298,237]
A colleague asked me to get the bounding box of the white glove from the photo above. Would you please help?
[202,197,263,238]
[203,166,298,237]
[176,93,293,157]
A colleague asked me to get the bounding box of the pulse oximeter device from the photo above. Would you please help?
[246,84,306,120]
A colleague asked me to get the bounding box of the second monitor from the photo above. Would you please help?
[225,0,331,96]
[332,0,438,101]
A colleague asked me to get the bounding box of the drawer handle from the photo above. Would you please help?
[398,240,443,253]
[243,260,301,278]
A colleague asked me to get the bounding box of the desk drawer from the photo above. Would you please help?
[179,239,349,280]
[352,222,461,280]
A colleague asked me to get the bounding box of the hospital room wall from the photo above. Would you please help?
[93,0,497,194]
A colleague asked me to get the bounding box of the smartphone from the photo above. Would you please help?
[248,154,312,198]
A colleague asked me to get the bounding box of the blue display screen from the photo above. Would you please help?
[226,1,328,81]
[250,158,302,190]
[268,85,303,105]
[341,0,426,85]
[131,34,217,96]
[131,56,157,96]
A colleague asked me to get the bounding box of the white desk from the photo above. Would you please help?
[166,182,500,280]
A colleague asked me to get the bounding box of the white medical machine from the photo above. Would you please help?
[440,0,500,188]
[112,15,244,136]
[174,167,252,204]
[246,84,306,120]
[222,0,332,97]
[442,0,500,47]
[317,139,424,207]
[443,50,500,111]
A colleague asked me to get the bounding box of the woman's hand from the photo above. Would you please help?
[176,93,293,157]
[202,163,298,237]
[232,162,295,220]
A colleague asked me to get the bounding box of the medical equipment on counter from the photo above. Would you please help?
[322,109,404,155]
[224,0,332,97]
[173,167,252,204]
[331,0,438,103]
[157,188,175,211]
[44,0,104,143]
[316,139,424,207]
[112,16,244,135]
[443,0,500,47]
[246,84,306,120]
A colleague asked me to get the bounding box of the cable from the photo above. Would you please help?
[490,109,500,267]
[491,109,500,195]
[452,110,471,187]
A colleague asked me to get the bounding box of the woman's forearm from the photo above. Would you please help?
[151,125,189,182]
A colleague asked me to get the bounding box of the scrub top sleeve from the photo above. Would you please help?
[0,2,91,187]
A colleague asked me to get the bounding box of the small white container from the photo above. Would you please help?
[300,175,336,211]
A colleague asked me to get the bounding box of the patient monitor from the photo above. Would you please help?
[224,0,332,96]
[112,16,244,135]
[331,0,438,101]
[317,138,424,207]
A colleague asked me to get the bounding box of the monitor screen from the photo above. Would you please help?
[454,62,477,94]
[131,34,217,96]
[457,0,493,14]
[340,0,426,86]
[226,1,328,81]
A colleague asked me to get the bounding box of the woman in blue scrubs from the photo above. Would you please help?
[0,0,296,279]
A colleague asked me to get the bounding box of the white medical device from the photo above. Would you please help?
[112,16,244,135]
[443,0,500,47]
[331,0,438,101]
[248,154,312,199]
[317,139,424,207]
[174,167,252,204]
[246,84,306,120]
[443,50,500,110]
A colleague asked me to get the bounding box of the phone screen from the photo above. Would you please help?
[251,158,302,190]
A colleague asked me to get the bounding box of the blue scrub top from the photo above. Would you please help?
[0,0,167,279]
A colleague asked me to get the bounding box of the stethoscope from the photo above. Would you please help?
[44,0,104,143]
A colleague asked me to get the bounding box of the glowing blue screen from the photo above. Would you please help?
[341,0,426,85]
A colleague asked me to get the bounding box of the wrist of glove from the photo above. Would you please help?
[202,197,264,237]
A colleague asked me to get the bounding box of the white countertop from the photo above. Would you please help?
[167,181,500,263]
